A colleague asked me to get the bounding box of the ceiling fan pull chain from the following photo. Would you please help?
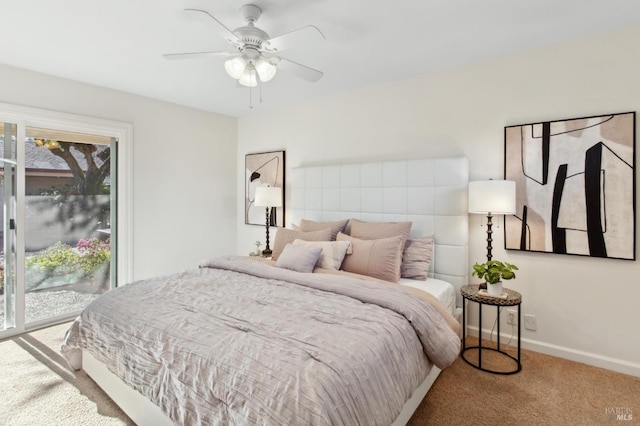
[249,83,253,109]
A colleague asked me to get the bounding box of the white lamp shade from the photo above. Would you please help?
[254,186,282,208]
[238,66,258,87]
[255,58,277,82]
[224,57,247,79]
[468,180,516,214]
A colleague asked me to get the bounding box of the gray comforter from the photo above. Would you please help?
[62,256,461,425]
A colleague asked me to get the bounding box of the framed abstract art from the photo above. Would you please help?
[504,112,636,260]
[245,150,285,226]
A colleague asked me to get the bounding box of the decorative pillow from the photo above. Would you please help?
[275,244,323,273]
[401,236,435,280]
[349,219,412,241]
[292,239,352,270]
[337,232,405,282]
[271,227,332,260]
[299,219,349,241]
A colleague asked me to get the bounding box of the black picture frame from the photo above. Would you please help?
[504,111,636,260]
[245,150,285,226]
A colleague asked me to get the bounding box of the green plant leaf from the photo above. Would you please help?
[471,259,518,284]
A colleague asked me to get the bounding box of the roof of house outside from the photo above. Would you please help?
[0,137,109,172]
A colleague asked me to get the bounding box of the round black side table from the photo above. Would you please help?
[461,284,522,374]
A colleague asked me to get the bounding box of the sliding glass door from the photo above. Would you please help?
[1,122,18,332]
[0,120,119,334]
[23,127,115,326]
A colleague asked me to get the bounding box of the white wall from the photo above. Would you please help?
[0,64,238,281]
[238,26,640,376]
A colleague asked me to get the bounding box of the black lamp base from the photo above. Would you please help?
[481,213,492,291]
[262,206,272,257]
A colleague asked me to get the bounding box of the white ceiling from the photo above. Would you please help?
[2,1,640,118]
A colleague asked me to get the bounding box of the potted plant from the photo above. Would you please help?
[472,260,518,296]
[250,241,262,256]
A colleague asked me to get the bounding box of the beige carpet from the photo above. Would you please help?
[0,323,133,426]
[1,324,638,425]
[409,338,640,425]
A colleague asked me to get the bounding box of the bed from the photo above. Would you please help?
[62,157,469,425]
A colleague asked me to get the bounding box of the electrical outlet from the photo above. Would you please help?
[507,309,517,325]
[524,314,537,331]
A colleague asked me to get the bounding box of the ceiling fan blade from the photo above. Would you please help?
[184,8,241,46]
[274,57,324,82]
[264,25,325,53]
[163,51,238,60]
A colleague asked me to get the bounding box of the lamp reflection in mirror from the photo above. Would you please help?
[254,186,282,256]
[468,180,516,262]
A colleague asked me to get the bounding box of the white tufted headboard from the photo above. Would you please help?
[287,157,469,307]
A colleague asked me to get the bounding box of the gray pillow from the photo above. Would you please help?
[275,243,323,273]
[401,236,435,280]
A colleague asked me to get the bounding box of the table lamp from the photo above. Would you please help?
[254,185,282,256]
[468,180,516,262]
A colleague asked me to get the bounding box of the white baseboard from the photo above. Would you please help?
[466,326,640,378]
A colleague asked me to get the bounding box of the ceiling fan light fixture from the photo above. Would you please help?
[164,6,325,108]
[224,56,247,79]
[255,58,277,82]
[238,65,258,87]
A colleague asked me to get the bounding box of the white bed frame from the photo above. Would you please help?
[83,350,442,426]
[82,157,469,425]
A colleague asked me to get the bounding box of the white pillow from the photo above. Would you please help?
[275,244,323,273]
[292,239,352,270]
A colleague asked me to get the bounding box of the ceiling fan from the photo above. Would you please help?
[163,4,325,89]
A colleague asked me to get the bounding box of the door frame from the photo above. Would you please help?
[0,102,133,338]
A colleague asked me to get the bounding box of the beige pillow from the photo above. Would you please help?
[299,219,349,241]
[401,236,435,280]
[337,232,405,282]
[272,228,332,260]
[349,219,412,241]
[292,239,352,270]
